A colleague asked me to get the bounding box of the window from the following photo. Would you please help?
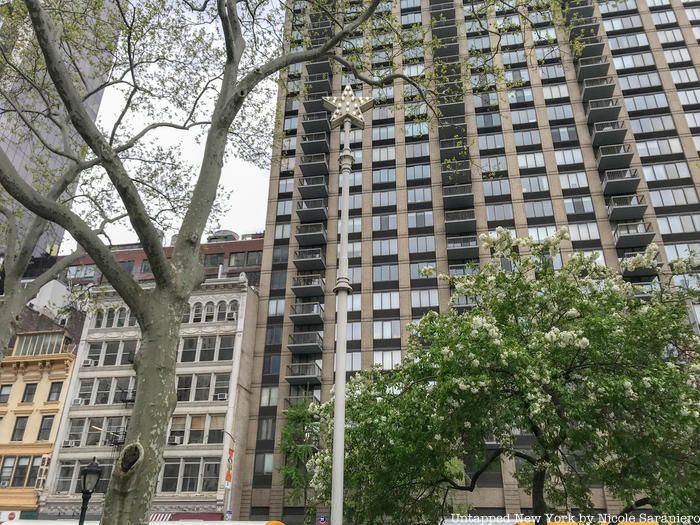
[559,171,588,190]
[47,381,62,402]
[486,203,514,222]
[247,251,263,266]
[483,178,510,197]
[637,138,683,158]
[372,238,398,256]
[518,152,545,170]
[12,416,28,441]
[406,165,431,181]
[525,200,554,218]
[257,417,276,441]
[514,129,541,147]
[554,148,583,166]
[13,333,64,356]
[373,168,396,184]
[66,265,96,279]
[194,374,211,401]
[643,162,690,181]
[263,355,281,375]
[407,187,432,203]
[37,415,54,441]
[411,288,439,308]
[522,175,549,193]
[254,453,274,475]
[22,383,37,403]
[373,291,400,310]
[203,253,224,267]
[565,196,594,215]
[569,222,600,241]
[260,386,278,407]
[650,187,699,207]
[405,142,430,159]
[373,320,401,339]
[373,350,402,370]
[372,213,397,231]
[410,260,436,279]
[408,210,433,228]
[372,145,396,162]
[278,178,294,194]
[657,214,700,234]
[277,200,292,216]
[373,264,399,281]
[268,299,285,316]
[409,235,435,253]
[372,190,397,207]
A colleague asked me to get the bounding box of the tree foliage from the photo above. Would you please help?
[305,229,700,524]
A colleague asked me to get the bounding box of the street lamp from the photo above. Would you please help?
[78,457,102,525]
[322,85,373,525]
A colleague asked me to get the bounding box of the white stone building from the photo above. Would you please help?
[38,274,258,521]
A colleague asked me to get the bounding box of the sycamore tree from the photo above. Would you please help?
[304,229,700,525]
[0,0,598,521]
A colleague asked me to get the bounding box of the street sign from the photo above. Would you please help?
[319,515,327,524]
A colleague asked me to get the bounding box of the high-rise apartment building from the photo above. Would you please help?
[242,0,700,519]
[36,232,264,520]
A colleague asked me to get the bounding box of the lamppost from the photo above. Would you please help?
[222,430,235,521]
[78,457,102,525]
[322,85,373,525]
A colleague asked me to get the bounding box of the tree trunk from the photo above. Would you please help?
[0,288,26,361]
[101,296,183,525]
[532,467,548,525]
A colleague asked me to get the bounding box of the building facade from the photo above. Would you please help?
[241,0,700,519]
[38,233,264,520]
[0,308,84,518]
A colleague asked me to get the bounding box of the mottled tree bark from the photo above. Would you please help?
[533,467,548,525]
[0,288,24,359]
[101,293,184,525]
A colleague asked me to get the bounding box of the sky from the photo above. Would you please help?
[61,83,271,252]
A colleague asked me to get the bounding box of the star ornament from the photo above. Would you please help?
[323,85,374,130]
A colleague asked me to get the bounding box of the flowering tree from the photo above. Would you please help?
[305,229,700,524]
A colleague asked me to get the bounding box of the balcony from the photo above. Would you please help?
[577,35,605,58]
[614,222,655,249]
[587,98,621,124]
[444,209,477,234]
[581,77,615,102]
[302,111,330,133]
[290,302,325,325]
[440,137,469,160]
[607,194,647,221]
[301,133,329,155]
[308,19,332,37]
[297,198,328,222]
[569,16,599,39]
[285,395,321,410]
[307,58,331,75]
[438,100,465,117]
[602,169,640,196]
[300,153,328,176]
[576,56,609,82]
[294,248,326,270]
[432,17,457,39]
[566,0,594,23]
[303,93,328,113]
[632,280,660,299]
[619,251,662,278]
[597,143,633,171]
[298,176,328,199]
[592,120,627,147]
[442,184,474,209]
[446,235,479,258]
[292,275,326,297]
[296,223,327,246]
[288,331,324,354]
[286,362,323,385]
[441,161,471,185]
[433,36,459,57]
[305,72,331,93]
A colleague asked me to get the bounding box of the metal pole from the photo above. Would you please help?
[78,492,91,525]
[222,430,235,521]
[330,117,353,525]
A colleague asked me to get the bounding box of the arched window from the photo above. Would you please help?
[192,303,203,323]
[216,301,227,321]
[227,300,239,321]
[181,303,191,324]
[204,302,215,322]
[106,308,116,328]
[116,308,127,327]
[94,309,104,328]
[128,310,137,327]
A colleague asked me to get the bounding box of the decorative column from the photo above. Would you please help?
[322,85,373,525]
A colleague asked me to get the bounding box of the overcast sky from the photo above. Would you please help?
[61,84,270,251]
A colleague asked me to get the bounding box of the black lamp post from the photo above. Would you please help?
[78,457,102,525]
